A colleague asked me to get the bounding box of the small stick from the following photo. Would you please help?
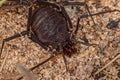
[16,63,35,80]
[0,46,10,72]
[94,53,120,75]
[0,0,7,6]
[17,55,54,80]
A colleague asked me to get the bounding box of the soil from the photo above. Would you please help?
[0,0,120,80]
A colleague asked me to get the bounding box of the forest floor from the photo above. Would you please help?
[0,0,120,80]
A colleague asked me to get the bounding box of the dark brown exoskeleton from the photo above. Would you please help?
[31,5,75,55]
[0,0,96,72]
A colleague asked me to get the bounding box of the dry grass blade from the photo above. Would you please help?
[95,53,120,75]
[17,55,54,80]
[0,0,7,6]
[16,63,35,80]
[0,46,10,72]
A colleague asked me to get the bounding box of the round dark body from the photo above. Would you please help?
[31,7,71,51]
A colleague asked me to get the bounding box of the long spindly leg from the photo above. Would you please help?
[0,31,28,56]
[74,18,81,34]
[74,10,120,34]
[75,17,97,46]
[84,3,96,26]
[27,7,32,32]
[80,9,120,18]
[61,1,96,26]
[59,6,73,29]
[62,51,68,71]
[61,1,120,31]
[59,44,68,71]
[30,55,54,70]
[17,55,54,80]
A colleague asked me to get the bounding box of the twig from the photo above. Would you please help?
[17,55,54,80]
[0,46,10,72]
[16,63,35,80]
[94,53,120,75]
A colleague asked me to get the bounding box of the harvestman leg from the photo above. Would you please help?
[0,0,33,56]
[59,44,68,71]
[0,1,32,56]
[17,55,54,80]
[60,1,96,34]
[27,7,32,32]
[0,31,28,56]
[61,1,120,34]
[59,6,73,29]
[16,34,54,80]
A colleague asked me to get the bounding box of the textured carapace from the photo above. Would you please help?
[31,7,76,56]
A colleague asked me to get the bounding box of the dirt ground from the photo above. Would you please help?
[0,0,120,80]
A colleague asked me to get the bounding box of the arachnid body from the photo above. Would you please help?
[0,0,96,71]
[1,1,120,80]
[31,6,76,55]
